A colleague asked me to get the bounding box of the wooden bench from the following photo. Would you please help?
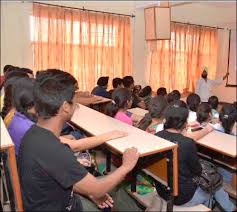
[127,189,210,211]
[131,169,211,211]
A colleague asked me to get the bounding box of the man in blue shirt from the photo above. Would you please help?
[91,76,110,98]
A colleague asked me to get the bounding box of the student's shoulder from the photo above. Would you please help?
[22,125,58,146]
[179,134,196,146]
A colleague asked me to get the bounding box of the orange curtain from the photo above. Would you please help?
[146,23,218,92]
[32,3,132,91]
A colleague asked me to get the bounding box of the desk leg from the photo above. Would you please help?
[106,151,111,173]
[1,152,15,211]
[166,150,174,212]
[131,167,138,193]
[8,147,23,211]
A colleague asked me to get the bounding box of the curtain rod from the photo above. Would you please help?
[33,1,135,18]
[172,21,224,30]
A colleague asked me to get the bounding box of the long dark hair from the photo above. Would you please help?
[187,93,201,112]
[197,103,211,124]
[1,71,29,119]
[139,86,152,98]
[105,88,132,117]
[138,96,168,130]
[12,78,37,122]
[208,96,219,110]
[219,103,237,134]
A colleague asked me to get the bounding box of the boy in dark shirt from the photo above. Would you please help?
[122,76,145,109]
[108,77,123,98]
[91,76,111,98]
[18,69,140,211]
[155,102,234,211]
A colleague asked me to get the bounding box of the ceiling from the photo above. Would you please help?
[134,1,236,8]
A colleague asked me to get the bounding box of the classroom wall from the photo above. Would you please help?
[212,25,237,103]
[1,2,33,72]
[1,2,236,102]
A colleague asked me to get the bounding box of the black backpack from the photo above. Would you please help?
[193,159,223,194]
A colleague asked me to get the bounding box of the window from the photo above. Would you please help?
[147,23,218,92]
[31,3,132,91]
[30,16,117,46]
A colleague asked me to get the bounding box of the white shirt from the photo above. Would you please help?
[211,123,236,136]
[188,111,197,123]
[195,78,222,102]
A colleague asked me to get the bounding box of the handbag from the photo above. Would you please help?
[193,159,223,194]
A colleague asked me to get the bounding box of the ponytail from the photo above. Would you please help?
[219,104,237,134]
[138,113,152,130]
[105,88,132,117]
[105,102,120,117]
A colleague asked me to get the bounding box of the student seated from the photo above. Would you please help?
[1,70,29,125]
[122,76,146,109]
[156,87,167,97]
[167,90,181,104]
[139,86,152,109]
[166,100,213,141]
[1,65,16,90]
[186,93,201,123]
[138,95,168,133]
[196,102,212,126]
[91,76,110,98]
[133,84,142,98]
[212,103,237,136]
[108,77,123,98]
[18,69,141,211]
[211,103,237,192]
[155,105,235,211]
[105,87,133,125]
[208,96,219,119]
[20,67,34,78]
[7,78,36,156]
[172,90,181,100]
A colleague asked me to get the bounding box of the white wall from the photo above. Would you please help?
[1,2,33,73]
[212,25,236,103]
[1,1,236,102]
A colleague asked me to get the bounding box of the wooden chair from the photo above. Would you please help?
[1,119,23,211]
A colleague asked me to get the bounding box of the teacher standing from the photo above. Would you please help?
[195,68,229,102]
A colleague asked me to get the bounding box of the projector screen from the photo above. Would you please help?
[226,29,237,87]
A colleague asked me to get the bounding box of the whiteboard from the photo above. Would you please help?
[226,29,237,86]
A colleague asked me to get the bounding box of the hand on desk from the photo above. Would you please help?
[99,130,128,141]
[122,147,140,172]
[205,123,214,133]
[90,193,114,209]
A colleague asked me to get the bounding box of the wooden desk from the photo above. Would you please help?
[77,95,111,106]
[128,108,148,117]
[196,130,237,189]
[196,131,236,158]
[71,104,178,211]
[90,95,111,105]
[0,118,23,211]
[77,94,111,113]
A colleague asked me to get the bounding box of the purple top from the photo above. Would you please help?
[8,112,34,156]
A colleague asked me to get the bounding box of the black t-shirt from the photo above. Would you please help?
[156,130,202,205]
[18,125,88,211]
